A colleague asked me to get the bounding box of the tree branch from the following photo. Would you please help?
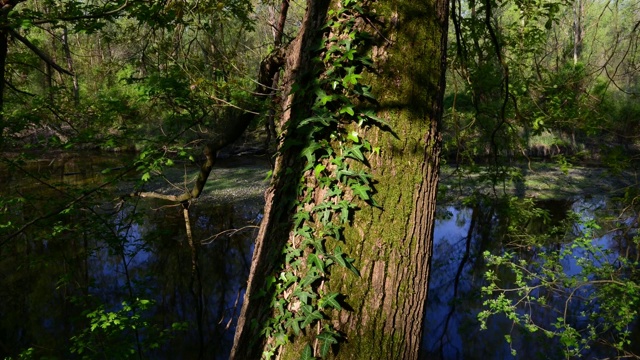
[17,1,130,26]
[120,47,286,205]
[5,80,35,96]
[9,29,73,76]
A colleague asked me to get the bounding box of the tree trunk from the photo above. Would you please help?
[0,28,7,147]
[573,0,583,65]
[62,27,80,105]
[231,0,449,358]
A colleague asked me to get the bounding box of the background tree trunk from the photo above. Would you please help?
[231,0,449,358]
[0,29,7,147]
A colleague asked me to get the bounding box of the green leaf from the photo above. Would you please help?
[308,253,325,272]
[319,292,342,310]
[300,272,322,287]
[301,310,324,328]
[286,317,301,336]
[300,142,323,165]
[346,146,365,162]
[351,183,371,200]
[265,275,276,291]
[19,18,34,29]
[354,84,376,100]
[331,248,360,277]
[293,289,315,304]
[347,131,359,143]
[339,106,355,116]
[342,66,361,87]
[317,330,339,358]
[362,110,392,128]
[320,339,332,358]
[141,172,151,182]
[299,345,315,360]
[314,164,326,178]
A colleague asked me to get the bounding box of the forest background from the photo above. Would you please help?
[0,0,639,358]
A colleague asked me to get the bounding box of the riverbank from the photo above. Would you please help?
[137,156,639,205]
[439,162,639,202]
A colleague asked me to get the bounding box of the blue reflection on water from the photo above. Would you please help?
[423,196,631,359]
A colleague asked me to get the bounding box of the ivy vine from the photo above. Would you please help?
[260,0,388,358]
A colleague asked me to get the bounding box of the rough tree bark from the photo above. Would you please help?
[231,0,449,358]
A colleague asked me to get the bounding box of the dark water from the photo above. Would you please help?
[1,154,638,359]
[0,153,265,359]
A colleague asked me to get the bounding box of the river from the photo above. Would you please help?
[0,153,638,358]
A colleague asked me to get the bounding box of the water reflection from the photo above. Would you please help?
[423,196,640,359]
[0,154,266,359]
[2,154,638,359]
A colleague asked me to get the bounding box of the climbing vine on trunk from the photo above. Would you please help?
[259,0,388,358]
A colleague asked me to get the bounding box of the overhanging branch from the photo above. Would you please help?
[121,47,286,205]
[9,29,73,76]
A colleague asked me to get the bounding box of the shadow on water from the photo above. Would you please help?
[0,153,267,359]
[422,196,640,359]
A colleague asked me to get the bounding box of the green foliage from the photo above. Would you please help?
[69,298,188,359]
[446,3,640,354]
[258,1,385,358]
[478,201,640,357]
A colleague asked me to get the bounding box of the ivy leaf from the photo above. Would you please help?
[300,272,321,287]
[342,66,361,87]
[141,172,151,182]
[346,145,365,162]
[331,247,360,277]
[347,131,359,143]
[286,247,302,264]
[308,253,325,273]
[317,330,339,358]
[351,183,371,200]
[299,344,315,360]
[320,339,333,358]
[354,84,375,100]
[296,225,313,239]
[314,164,326,178]
[337,200,352,224]
[300,142,322,166]
[340,106,355,116]
[362,109,392,129]
[286,317,302,336]
[265,275,276,291]
[344,49,356,60]
[293,211,311,229]
[299,116,336,128]
[293,289,315,304]
[315,88,335,105]
[301,310,324,328]
[319,292,342,310]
